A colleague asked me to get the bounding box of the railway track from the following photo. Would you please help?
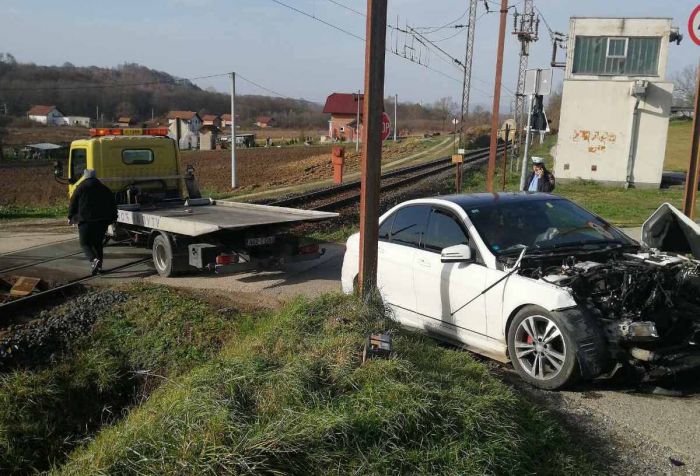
[269,144,508,211]
[0,242,152,315]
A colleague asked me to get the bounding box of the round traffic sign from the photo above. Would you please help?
[689,4,700,46]
[381,112,392,141]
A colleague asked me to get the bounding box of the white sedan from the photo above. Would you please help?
[342,193,700,389]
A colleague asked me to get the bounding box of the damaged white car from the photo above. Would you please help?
[341,194,700,389]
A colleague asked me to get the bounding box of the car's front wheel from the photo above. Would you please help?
[507,306,579,390]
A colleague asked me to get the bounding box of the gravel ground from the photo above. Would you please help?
[0,290,127,369]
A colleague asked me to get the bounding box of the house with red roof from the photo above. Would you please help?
[323,93,364,141]
[255,116,276,128]
[202,114,222,128]
[27,105,64,126]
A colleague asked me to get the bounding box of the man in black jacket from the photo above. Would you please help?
[523,156,556,193]
[68,169,118,275]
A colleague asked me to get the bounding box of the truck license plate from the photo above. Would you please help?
[246,236,275,246]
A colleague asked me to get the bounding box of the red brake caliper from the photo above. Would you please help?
[526,335,533,344]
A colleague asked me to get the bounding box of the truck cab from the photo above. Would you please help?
[59,127,187,204]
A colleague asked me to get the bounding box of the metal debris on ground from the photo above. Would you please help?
[362,333,393,362]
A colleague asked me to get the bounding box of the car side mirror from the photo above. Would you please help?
[441,244,473,263]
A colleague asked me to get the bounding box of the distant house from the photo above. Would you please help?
[255,116,276,128]
[202,114,222,128]
[27,105,64,126]
[167,111,202,149]
[221,114,241,129]
[323,93,364,141]
[117,116,136,127]
[63,116,91,127]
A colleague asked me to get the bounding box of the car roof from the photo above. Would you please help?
[434,192,562,208]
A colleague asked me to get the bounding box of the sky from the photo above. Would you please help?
[1,0,698,110]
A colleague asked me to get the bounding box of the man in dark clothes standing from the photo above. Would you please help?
[523,156,556,193]
[68,169,118,275]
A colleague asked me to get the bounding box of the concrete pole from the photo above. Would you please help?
[519,94,535,191]
[231,72,237,188]
[358,0,388,296]
[355,89,361,152]
[486,0,509,192]
[393,93,398,141]
[682,62,700,219]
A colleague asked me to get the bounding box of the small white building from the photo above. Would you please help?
[27,105,64,126]
[63,116,91,127]
[554,17,680,188]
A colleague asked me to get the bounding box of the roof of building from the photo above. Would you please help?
[221,114,232,121]
[256,116,274,123]
[117,116,133,122]
[167,111,199,120]
[323,93,364,115]
[27,105,58,116]
[202,114,220,121]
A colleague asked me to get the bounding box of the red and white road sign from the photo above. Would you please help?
[689,4,700,45]
[381,112,392,141]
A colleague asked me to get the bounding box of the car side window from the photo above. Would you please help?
[423,208,469,252]
[389,205,430,247]
[378,213,394,241]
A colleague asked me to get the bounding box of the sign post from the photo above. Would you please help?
[519,68,552,191]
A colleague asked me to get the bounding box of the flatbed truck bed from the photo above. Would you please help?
[113,198,338,277]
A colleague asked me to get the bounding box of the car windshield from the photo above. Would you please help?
[463,198,636,255]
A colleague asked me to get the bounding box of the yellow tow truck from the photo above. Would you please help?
[54,128,337,277]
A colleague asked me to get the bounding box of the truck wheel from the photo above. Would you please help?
[152,234,186,277]
[507,306,581,390]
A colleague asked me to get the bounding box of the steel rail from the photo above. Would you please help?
[272,145,508,211]
[0,257,152,314]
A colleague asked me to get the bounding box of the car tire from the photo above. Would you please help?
[152,233,187,277]
[507,305,581,390]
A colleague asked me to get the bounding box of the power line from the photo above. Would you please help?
[236,73,295,99]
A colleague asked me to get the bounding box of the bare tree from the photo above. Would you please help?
[672,64,698,107]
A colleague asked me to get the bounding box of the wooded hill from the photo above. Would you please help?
[0,54,482,131]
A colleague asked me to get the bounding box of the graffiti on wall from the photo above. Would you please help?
[572,130,617,153]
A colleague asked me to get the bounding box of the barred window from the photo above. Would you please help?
[572,36,661,76]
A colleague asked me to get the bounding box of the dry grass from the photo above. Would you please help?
[664,120,693,172]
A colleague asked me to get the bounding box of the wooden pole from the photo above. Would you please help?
[682,62,700,219]
[486,0,509,192]
[358,0,388,296]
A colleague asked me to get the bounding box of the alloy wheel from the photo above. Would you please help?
[514,315,567,381]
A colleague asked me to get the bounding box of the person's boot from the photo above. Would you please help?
[91,259,101,276]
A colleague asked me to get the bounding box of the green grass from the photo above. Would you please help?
[664,120,693,172]
[0,204,68,220]
[0,285,240,474]
[56,292,599,475]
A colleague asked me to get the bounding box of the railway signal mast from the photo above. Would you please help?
[458,0,478,150]
[512,0,539,152]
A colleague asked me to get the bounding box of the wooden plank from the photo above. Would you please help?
[9,276,41,297]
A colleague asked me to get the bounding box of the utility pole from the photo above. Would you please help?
[459,0,478,149]
[501,123,510,190]
[682,62,700,219]
[486,0,509,192]
[519,90,536,190]
[355,89,361,152]
[393,93,398,141]
[96,105,99,126]
[230,72,237,188]
[512,0,538,152]
[358,0,388,296]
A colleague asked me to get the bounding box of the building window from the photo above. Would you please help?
[606,37,628,58]
[572,36,661,76]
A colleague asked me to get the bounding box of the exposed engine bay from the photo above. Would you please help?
[517,248,700,380]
